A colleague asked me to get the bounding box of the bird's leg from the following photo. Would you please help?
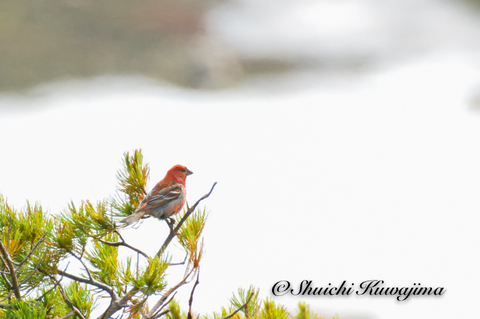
[166,217,176,234]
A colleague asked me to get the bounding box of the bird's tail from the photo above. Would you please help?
[120,211,145,226]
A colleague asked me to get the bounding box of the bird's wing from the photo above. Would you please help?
[137,184,183,212]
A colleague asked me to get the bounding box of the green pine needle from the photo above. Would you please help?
[111,149,150,218]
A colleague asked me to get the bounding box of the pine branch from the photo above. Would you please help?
[157,182,217,257]
[40,266,109,319]
[0,238,21,299]
[0,153,218,319]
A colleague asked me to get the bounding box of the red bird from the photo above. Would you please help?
[121,164,193,225]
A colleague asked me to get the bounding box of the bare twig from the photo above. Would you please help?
[187,268,201,319]
[0,238,21,299]
[70,251,96,283]
[157,182,217,257]
[221,292,254,319]
[169,253,188,266]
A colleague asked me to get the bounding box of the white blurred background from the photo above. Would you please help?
[1,0,480,318]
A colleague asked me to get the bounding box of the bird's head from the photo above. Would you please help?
[166,164,193,183]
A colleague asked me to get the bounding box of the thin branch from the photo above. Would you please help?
[57,269,116,298]
[70,252,95,283]
[47,273,87,319]
[221,292,254,319]
[169,252,188,266]
[15,234,47,271]
[0,252,8,267]
[115,287,140,310]
[39,266,87,319]
[0,254,12,290]
[149,291,177,319]
[145,267,196,319]
[19,249,48,286]
[7,215,11,252]
[136,251,140,277]
[0,256,13,293]
[0,271,12,289]
[187,267,201,319]
[98,238,149,260]
[0,238,21,299]
[0,303,11,309]
[152,310,170,319]
[36,280,61,302]
[99,286,139,319]
[157,182,217,257]
[55,310,76,319]
[0,291,13,303]
[115,230,128,245]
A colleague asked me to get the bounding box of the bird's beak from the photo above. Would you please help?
[186,169,193,176]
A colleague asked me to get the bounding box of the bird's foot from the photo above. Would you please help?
[166,217,176,231]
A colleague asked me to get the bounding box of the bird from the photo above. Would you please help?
[121,164,193,225]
